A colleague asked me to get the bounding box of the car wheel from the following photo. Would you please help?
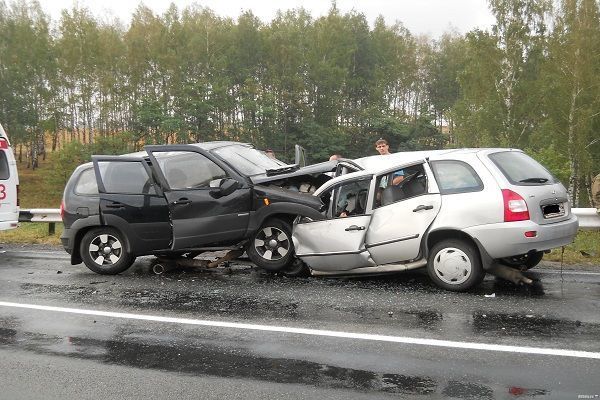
[427,239,484,292]
[80,227,134,275]
[500,251,544,270]
[281,258,311,278]
[247,218,294,272]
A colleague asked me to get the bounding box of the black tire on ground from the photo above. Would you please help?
[247,218,294,272]
[427,238,485,292]
[281,258,311,277]
[80,227,135,275]
[500,251,544,270]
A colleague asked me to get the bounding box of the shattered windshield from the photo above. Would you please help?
[213,144,287,176]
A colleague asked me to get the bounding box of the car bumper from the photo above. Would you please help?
[60,227,74,255]
[0,220,19,230]
[463,215,579,259]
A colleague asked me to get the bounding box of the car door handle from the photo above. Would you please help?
[345,225,365,231]
[413,205,434,212]
[105,202,124,209]
[172,199,192,206]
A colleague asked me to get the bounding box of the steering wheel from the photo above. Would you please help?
[397,171,419,188]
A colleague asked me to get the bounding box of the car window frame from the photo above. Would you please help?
[73,166,99,196]
[429,159,484,195]
[319,176,373,219]
[91,156,158,195]
[373,162,429,208]
[145,145,246,192]
[0,151,9,180]
[488,150,557,186]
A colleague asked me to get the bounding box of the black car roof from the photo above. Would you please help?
[191,141,253,151]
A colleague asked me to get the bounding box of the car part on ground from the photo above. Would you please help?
[279,258,312,277]
[499,251,545,270]
[486,262,534,286]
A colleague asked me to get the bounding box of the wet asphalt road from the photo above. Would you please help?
[0,245,599,399]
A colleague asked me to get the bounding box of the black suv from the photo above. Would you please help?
[60,142,330,275]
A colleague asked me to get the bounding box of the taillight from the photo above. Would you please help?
[502,189,530,222]
[60,200,65,219]
[0,138,8,149]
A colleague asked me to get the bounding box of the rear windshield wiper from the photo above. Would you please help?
[519,177,549,183]
[266,164,300,176]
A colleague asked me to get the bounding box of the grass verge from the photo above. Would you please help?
[546,230,600,265]
[0,223,63,245]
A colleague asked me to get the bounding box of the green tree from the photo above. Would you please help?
[0,0,54,168]
[538,0,600,205]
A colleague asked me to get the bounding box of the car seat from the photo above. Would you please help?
[356,189,368,214]
[381,185,405,206]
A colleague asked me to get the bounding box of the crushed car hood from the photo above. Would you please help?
[253,185,324,210]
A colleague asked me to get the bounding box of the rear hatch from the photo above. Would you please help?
[484,150,571,225]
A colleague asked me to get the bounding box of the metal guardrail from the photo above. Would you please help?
[18,207,600,235]
[19,208,62,235]
[572,208,600,230]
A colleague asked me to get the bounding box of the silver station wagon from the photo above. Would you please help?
[292,149,578,291]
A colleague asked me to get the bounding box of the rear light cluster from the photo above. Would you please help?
[502,189,530,222]
[0,138,8,149]
[60,201,65,219]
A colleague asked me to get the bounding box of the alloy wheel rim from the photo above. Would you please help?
[88,233,123,266]
[432,247,472,285]
[254,226,290,261]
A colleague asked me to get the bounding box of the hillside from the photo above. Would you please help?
[16,152,64,208]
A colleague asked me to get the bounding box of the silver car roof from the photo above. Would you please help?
[353,148,522,173]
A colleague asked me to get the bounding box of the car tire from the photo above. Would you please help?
[281,258,311,278]
[247,218,294,272]
[427,239,484,292]
[500,251,544,270]
[80,227,134,275]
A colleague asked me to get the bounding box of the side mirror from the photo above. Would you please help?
[209,178,239,198]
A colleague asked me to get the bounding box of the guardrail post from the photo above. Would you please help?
[49,223,55,236]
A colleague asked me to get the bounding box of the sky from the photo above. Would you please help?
[38,0,496,39]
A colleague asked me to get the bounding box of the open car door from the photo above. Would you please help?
[145,145,252,250]
[92,156,171,255]
[293,176,376,271]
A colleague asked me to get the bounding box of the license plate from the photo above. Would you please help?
[542,203,565,219]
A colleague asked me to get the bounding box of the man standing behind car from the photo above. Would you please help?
[375,138,391,155]
[375,138,404,185]
[592,173,600,214]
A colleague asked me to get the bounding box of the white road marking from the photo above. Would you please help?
[536,269,600,276]
[1,301,599,359]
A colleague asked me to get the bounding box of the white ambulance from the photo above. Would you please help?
[0,123,19,231]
